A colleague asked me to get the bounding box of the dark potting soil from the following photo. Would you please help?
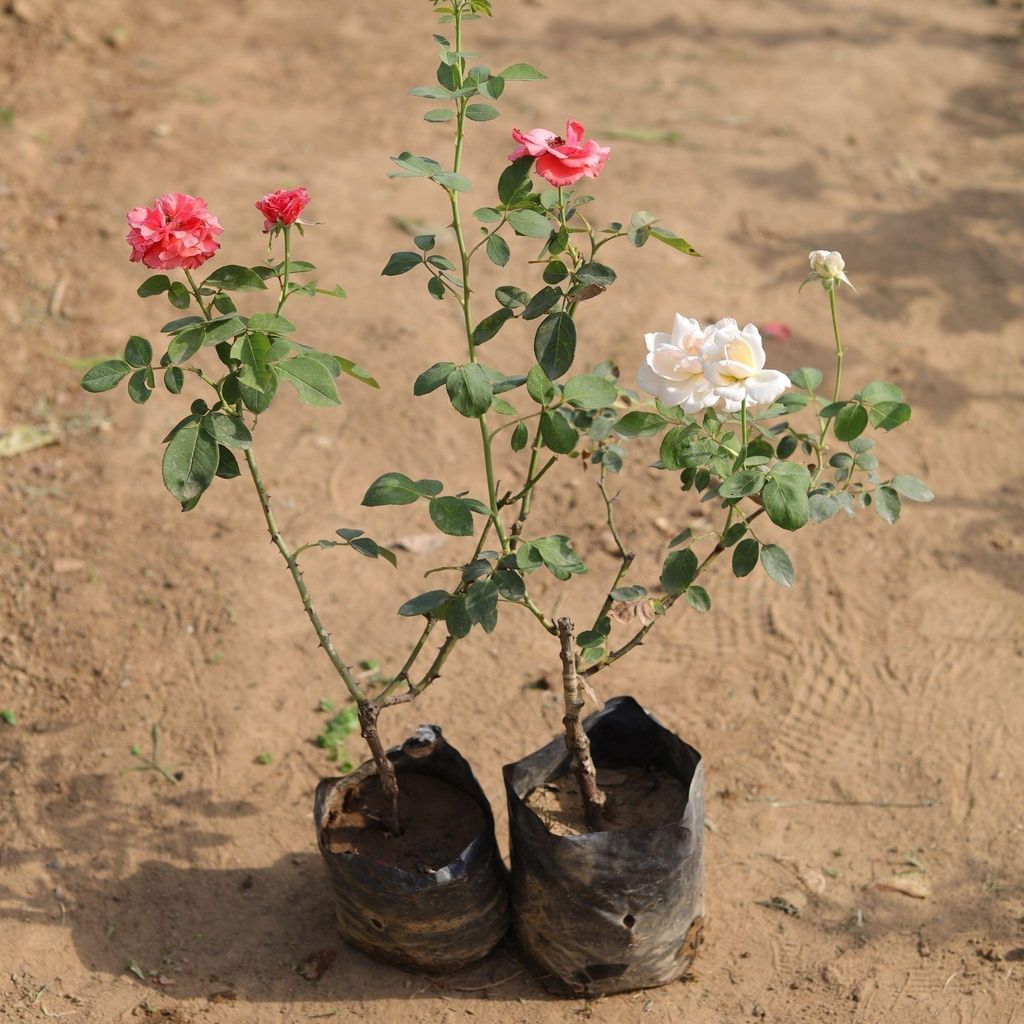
[324,771,485,872]
[524,765,688,837]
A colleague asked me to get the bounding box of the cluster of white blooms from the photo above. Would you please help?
[637,314,791,414]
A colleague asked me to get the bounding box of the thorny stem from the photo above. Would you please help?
[592,460,634,630]
[816,284,845,452]
[557,617,606,831]
[276,226,291,315]
[450,8,509,555]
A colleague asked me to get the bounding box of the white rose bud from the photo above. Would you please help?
[808,249,845,278]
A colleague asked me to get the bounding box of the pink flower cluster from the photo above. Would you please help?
[125,187,310,271]
[126,192,223,271]
[509,118,610,187]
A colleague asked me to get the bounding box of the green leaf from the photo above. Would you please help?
[127,368,153,405]
[760,544,795,588]
[472,308,514,344]
[167,326,205,365]
[610,585,648,601]
[464,578,499,633]
[493,568,525,600]
[216,446,240,480]
[808,489,840,522]
[414,362,456,396]
[124,336,152,368]
[362,472,442,506]
[522,286,561,320]
[562,374,617,410]
[614,411,665,438]
[478,75,505,100]
[424,108,455,123]
[433,171,471,192]
[486,233,510,267]
[508,209,552,238]
[164,366,185,394]
[686,586,711,612]
[201,412,252,450]
[661,549,698,595]
[474,206,502,223]
[575,262,617,287]
[247,312,296,335]
[414,234,436,252]
[534,312,576,380]
[719,469,765,499]
[398,590,451,617]
[232,332,276,413]
[466,102,500,121]
[834,403,869,441]
[859,380,903,405]
[275,356,341,407]
[202,316,247,345]
[446,363,493,418]
[137,274,170,298]
[891,474,933,502]
[732,538,760,577]
[81,359,131,393]
[875,485,902,525]
[162,421,219,505]
[335,357,379,389]
[496,285,530,309]
[498,157,533,205]
[763,462,812,531]
[427,275,446,300]
[167,281,191,309]
[410,86,452,100]
[428,496,475,536]
[540,409,578,454]
[203,265,268,292]
[649,225,700,257]
[523,534,586,579]
[526,363,557,405]
[659,424,698,470]
[790,367,823,390]
[543,260,569,284]
[869,401,912,431]
[381,251,422,276]
[511,421,529,451]
[498,62,546,81]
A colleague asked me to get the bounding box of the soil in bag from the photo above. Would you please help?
[505,696,704,997]
[315,725,509,971]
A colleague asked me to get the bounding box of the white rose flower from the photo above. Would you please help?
[808,249,845,278]
[637,313,718,413]
[700,320,791,411]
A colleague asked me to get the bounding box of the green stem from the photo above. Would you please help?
[276,226,291,315]
[449,6,509,555]
[740,399,748,465]
[817,284,845,450]
[184,270,211,320]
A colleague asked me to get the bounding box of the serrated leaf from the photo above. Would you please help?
[167,326,205,365]
[81,359,131,393]
[686,586,711,612]
[466,102,499,121]
[381,251,422,276]
[533,312,576,380]
[511,421,529,451]
[414,361,457,396]
[203,265,268,292]
[732,538,759,577]
[498,157,533,205]
[362,472,443,506]
[761,544,795,588]
[275,356,341,407]
[891,474,933,502]
[428,496,475,536]
[446,363,493,418]
[790,367,823,390]
[486,233,510,267]
[719,469,765,499]
[201,412,252,450]
[424,108,455,122]
[661,549,698,594]
[464,578,499,633]
[875,485,902,525]
[763,462,811,531]
[614,411,665,438]
[834,403,869,441]
[127,369,152,405]
[162,422,219,505]
[137,275,170,298]
[508,209,552,238]
[869,401,912,431]
[247,312,296,335]
[472,308,514,344]
[498,62,546,81]
[398,590,451,617]
[124,336,152,367]
[540,409,578,453]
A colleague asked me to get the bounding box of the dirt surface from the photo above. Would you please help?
[325,771,485,872]
[525,767,688,837]
[1,0,1022,1022]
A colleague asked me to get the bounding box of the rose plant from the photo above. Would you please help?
[81,0,932,988]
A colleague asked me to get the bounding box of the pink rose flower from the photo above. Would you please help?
[509,119,610,188]
[126,192,223,271]
[255,187,310,232]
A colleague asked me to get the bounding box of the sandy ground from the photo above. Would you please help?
[1,0,1023,1021]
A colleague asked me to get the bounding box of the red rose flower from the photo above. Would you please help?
[509,119,610,188]
[255,187,310,232]
[126,193,222,271]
